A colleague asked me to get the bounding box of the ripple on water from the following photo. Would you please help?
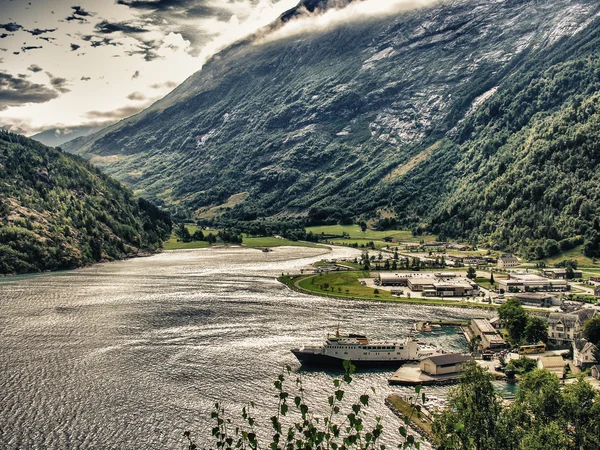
[0,246,491,449]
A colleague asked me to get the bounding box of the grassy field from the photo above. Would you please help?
[243,237,325,249]
[306,225,437,243]
[163,226,219,250]
[281,272,498,309]
[541,245,600,268]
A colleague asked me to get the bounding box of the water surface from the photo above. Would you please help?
[0,246,487,449]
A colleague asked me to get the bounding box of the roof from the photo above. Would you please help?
[472,319,496,334]
[574,339,598,354]
[424,354,472,366]
[539,356,565,368]
[500,255,519,262]
[593,365,600,372]
[409,277,435,285]
[549,309,596,326]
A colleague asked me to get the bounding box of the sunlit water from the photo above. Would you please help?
[0,246,493,449]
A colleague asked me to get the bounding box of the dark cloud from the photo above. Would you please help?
[127,91,146,101]
[0,71,59,111]
[71,43,81,51]
[81,35,121,47]
[0,23,23,33]
[26,28,57,36]
[27,64,43,73]
[21,46,43,52]
[95,20,149,34]
[0,34,10,39]
[38,36,56,42]
[66,6,93,22]
[45,72,71,94]
[126,40,162,61]
[81,76,91,81]
[84,105,146,120]
[132,70,140,79]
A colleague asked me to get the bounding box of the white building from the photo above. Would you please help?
[573,339,598,368]
[498,273,568,293]
[548,309,596,343]
[538,356,565,378]
[498,255,519,268]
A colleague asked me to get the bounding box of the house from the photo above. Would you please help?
[538,356,566,378]
[489,316,502,329]
[541,268,583,279]
[573,339,598,367]
[591,365,600,380]
[548,309,596,343]
[498,273,568,293]
[498,255,520,269]
[420,354,472,376]
[511,293,561,308]
[595,286,600,297]
[471,319,507,350]
[590,276,600,283]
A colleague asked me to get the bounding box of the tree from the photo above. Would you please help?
[499,298,528,343]
[432,362,506,450]
[525,316,549,344]
[467,267,477,279]
[359,221,367,233]
[582,316,600,345]
[490,271,495,285]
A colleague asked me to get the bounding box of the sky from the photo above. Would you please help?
[0,0,300,136]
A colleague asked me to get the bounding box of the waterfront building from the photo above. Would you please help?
[420,354,472,376]
[470,319,506,350]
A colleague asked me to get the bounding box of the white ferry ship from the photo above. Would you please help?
[291,330,440,368]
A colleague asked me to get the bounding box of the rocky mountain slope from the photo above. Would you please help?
[64,0,600,256]
[0,132,171,274]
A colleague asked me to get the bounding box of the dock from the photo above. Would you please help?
[388,363,461,386]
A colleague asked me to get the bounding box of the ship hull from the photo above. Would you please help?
[291,349,408,368]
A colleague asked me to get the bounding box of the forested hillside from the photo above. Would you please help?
[62,0,600,257]
[0,132,171,274]
[410,24,600,259]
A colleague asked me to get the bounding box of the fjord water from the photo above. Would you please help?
[0,246,483,449]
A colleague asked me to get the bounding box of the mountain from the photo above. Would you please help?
[63,0,600,257]
[31,125,108,148]
[0,132,171,274]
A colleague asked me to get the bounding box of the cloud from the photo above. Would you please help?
[45,72,71,94]
[81,35,121,47]
[84,105,147,120]
[27,64,43,73]
[0,71,59,111]
[150,81,177,89]
[26,28,57,36]
[127,91,146,101]
[132,70,140,79]
[71,43,81,51]
[95,20,150,34]
[21,46,44,52]
[258,0,443,43]
[81,76,91,81]
[126,40,162,61]
[0,23,23,33]
[66,6,93,22]
[0,34,9,39]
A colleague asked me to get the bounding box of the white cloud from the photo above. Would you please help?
[258,0,444,44]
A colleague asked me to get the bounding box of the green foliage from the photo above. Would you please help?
[525,317,549,344]
[505,357,538,376]
[0,132,171,274]
[186,362,425,450]
[582,315,600,345]
[499,299,529,344]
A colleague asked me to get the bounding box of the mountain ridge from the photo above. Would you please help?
[63,0,600,257]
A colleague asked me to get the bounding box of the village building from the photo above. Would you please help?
[420,354,472,376]
[541,268,583,279]
[510,293,561,308]
[377,273,477,297]
[498,273,568,293]
[592,365,600,380]
[595,286,600,297]
[470,319,507,350]
[489,316,502,329]
[548,309,596,343]
[573,339,598,367]
[590,276,600,283]
[498,255,520,269]
[538,356,566,378]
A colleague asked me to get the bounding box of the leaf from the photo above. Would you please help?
[360,394,369,406]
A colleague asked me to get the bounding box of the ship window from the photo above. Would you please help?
[344,352,348,355]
